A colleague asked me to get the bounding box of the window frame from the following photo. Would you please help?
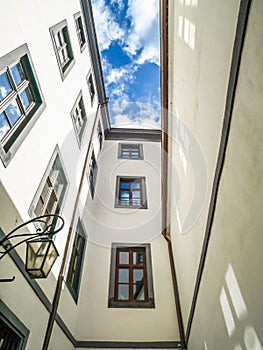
[88,149,98,199]
[87,71,95,105]
[74,12,87,52]
[50,19,75,80]
[118,143,143,160]
[0,299,29,349]
[115,176,148,209]
[28,146,69,227]
[108,243,154,308]
[66,218,87,303]
[0,44,46,167]
[70,90,87,147]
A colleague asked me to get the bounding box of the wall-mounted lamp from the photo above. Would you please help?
[0,214,64,281]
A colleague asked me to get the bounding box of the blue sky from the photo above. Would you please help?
[91,0,160,129]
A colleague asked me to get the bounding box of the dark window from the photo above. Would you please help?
[97,120,103,150]
[89,150,98,199]
[71,91,87,146]
[118,144,143,159]
[115,176,147,209]
[109,244,154,308]
[0,300,29,350]
[87,73,95,104]
[66,219,87,303]
[74,13,86,51]
[0,44,45,166]
[50,20,75,80]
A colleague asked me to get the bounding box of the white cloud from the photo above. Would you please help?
[110,101,161,129]
[124,0,160,65]
[92,0,125,51]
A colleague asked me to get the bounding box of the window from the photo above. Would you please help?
[0,299,29,349]
[87,72,95,104]
[115,176,147,209]
[50,20,75,80]
[118,144,143,159]
[109,243,154,308]
[29,147,68,227]
[89,150,98,199]
[97,120,103,150]
[66,219,87,303]
[74,12,87,52]
[71,91,87,146]
[0,44,45,166]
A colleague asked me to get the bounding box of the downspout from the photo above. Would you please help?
[160,0,186,348]
[42,103,105,350]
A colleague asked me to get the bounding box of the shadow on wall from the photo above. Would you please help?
[218,264,263,350]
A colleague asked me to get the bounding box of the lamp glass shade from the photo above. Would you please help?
[26,239,59,278]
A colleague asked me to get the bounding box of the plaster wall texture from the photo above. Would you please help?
[167,0,240,327]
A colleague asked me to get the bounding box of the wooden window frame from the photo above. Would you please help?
[50,20,75,80]
[0,44,46,167]
[66,219,87,303]
[108,243,154,308]
[118,143,143,160]
[115,176,147,209]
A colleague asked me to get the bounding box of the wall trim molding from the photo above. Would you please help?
[185,0,252,344]
[105,128,161,142]
[75,341,181,348]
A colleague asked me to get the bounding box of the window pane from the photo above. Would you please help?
[133,269,144,283]
[132,191,141,198]
[0,72,13,101]
[133,252,144,265]
[118,269,129,283]
[20,87,33,109]
[120,182,129,189]
[133,284,145,301]
[0,112,11,141]
[118,284,129,300]
[11,62,26,86]
[131,182,140,189]
[119,251,129,264]
[5,100,21,125]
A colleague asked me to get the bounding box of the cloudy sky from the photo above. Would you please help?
[91,0,160,129]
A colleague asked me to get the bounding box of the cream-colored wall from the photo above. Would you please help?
[49,322,74,350]
[187,0,263,348]
[167,0,240,326]
[68,139,180,341]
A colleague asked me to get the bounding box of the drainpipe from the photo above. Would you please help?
[160,0,186,348]
[42,103,104,350]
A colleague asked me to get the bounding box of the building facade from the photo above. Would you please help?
[161,0,263,349]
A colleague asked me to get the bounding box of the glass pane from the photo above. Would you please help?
[0,72,13,101]
[132,199,141,206]
[131,152,139,158]
[58,49,65,64]
[132,191,141,198]
[46,194,56,214]
[120,190,129,198]
[119,251,129,264]
[0,112,11,141]
[118,284,129,300]
[11,62,25,86]
[131,182,140,189]
[20,87,33,109]
[133,252,144,265]
[133,269,144,283]
[55,32,61,47]
[120,181,129,189]
[118,269,129,283]
[133,284,145,300]
[5,100,21,125]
